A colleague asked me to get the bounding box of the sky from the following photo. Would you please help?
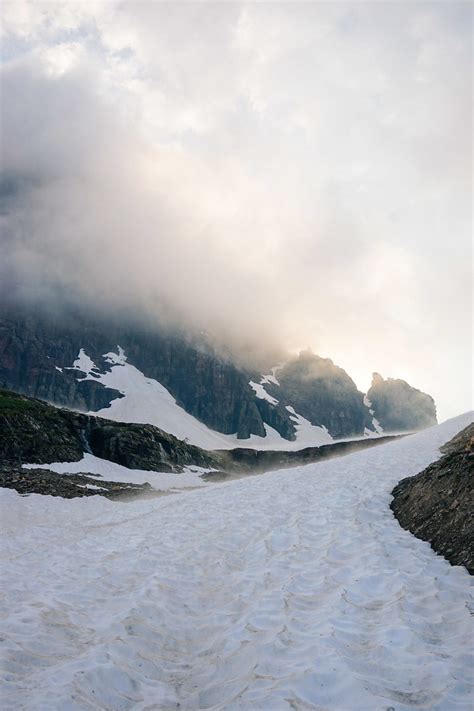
[0,1,472,421]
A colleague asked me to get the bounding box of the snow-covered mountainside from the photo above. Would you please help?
[1,413,472,710]
[0,305,437,447]
[68,346,335,450]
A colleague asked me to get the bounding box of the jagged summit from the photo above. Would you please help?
[367,372,437,432]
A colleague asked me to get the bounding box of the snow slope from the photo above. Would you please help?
[285,406,333,446]
[1,412,472,710]
[67,347,335,450]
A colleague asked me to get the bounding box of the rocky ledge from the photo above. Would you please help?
[391,423,474,574]
[0,466,154,500]
[0,388,222,472]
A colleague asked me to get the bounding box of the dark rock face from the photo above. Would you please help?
[367,373,437,432]
[264,351,367,439]
[391,424,474,574]
[252,398,297,441]
[0,309,125,412]
[0,389,84,465]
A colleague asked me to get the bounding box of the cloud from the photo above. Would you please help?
[0,1,472,419]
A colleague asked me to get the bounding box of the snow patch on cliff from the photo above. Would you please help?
[249,380,279,405]
[286,406,334,446]
[260,364,283,387]
[68,348,98,375]
[364,393,384,435]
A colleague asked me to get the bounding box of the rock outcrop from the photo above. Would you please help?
[367,372,437,432]
[0,389,222,472]
[391,423,474,573]
[0,466,153,499]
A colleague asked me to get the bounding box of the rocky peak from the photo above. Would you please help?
[263,351,366,439]
[367,373,437,432]
[371,372,384,387]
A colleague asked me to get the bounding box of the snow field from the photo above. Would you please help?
[1,413,473,710]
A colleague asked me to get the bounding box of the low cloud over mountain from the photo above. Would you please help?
[0,1,471,419]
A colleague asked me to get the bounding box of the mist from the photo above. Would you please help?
[0,1,472,420]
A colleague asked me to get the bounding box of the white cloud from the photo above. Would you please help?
[0,0,471,419]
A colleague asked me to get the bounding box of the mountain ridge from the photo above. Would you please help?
[0,303,437,447]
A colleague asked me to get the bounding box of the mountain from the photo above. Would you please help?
[0,303,437,447]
